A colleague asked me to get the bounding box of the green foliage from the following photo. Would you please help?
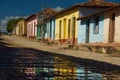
[6,18,20,33]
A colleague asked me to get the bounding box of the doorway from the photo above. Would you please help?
[59,20,62,42]
[85,19,90,43]
[108,13,115,43]
[72,17,76,44]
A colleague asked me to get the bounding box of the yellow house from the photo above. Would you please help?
[55,8,79,45]
[17,19,27,36]
[55,0,119,45]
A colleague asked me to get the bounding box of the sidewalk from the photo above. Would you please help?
[2,35,120,66]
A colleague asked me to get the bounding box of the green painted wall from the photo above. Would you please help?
[37,26,42,39]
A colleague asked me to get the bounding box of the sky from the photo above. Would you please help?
[0,0,120,32]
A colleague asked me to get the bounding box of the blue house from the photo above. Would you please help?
[37,8,56,40]
[77,5,120,44]
[44,18,55,41]
[78,15,104,43]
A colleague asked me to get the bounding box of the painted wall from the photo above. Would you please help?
[103,14,110,43]
[55,8,79,42]
[114,11,120,42]
[89,16,104,43]
[46,18,55,40]
[15,25,19,35]
[17,20,27,36]
[12,25,19,35]
[55,7,107,44]
[37,24,47,39]
[27,19,37,38]
[103,11,120,43]
[78,15,104,43]
[78,20,86,43]
[37,25,42,39]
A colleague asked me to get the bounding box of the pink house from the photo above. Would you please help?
[26,14,37,38]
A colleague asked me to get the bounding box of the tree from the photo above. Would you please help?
[6,18,20,33]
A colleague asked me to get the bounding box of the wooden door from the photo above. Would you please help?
[108,13,115,43]
[59,21,62,42]
[63,19,66,40]
[68,19,71,39]
[72,17,76,44]
[85,19,90,43]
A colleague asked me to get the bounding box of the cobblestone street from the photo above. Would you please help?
[2,35,120,66]
[0,35,120,80]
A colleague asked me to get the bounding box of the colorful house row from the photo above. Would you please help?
[36,8,56,40]
[49,0,119,45]
[12,0,120,45]
[13,18,27,36]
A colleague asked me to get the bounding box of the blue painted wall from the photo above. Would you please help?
[89,15,104,43]
[78,20,86,43]
[51,19,55,40]
[45,18,55,40]
[78,15,104,43]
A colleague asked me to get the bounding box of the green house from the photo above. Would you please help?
[36,8,56,40]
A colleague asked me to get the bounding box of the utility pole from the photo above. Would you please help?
[41,0,45,42]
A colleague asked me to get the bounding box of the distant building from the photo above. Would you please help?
[43,14,57,42]
[26,14,37,38]
[17,18,27,36]
[37,8,56,40]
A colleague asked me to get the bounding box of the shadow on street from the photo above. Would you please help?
[0,36,120,80]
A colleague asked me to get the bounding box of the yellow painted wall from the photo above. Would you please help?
[17,20,27,36]
[55,8,79,41]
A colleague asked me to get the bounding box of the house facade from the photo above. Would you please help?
[17,19,27,36]
[26,14,37,38]
[37,8,56,40]
[45,18,55,41]
[55,8,79,45]
[54,0,119,45]
[78,15,104,43]
[12,25,18,35]
[77,6,120,44]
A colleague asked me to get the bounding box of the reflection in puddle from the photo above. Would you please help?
[1,49,119,80]
[16,55,103,80]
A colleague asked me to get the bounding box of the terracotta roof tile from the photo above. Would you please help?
[38,8,56,16]
[37,8,56,25]
[79,1,119,7]
[55,1,120,16]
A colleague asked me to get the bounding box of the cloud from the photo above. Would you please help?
[0,16,20,32]
[54,7,63,12]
